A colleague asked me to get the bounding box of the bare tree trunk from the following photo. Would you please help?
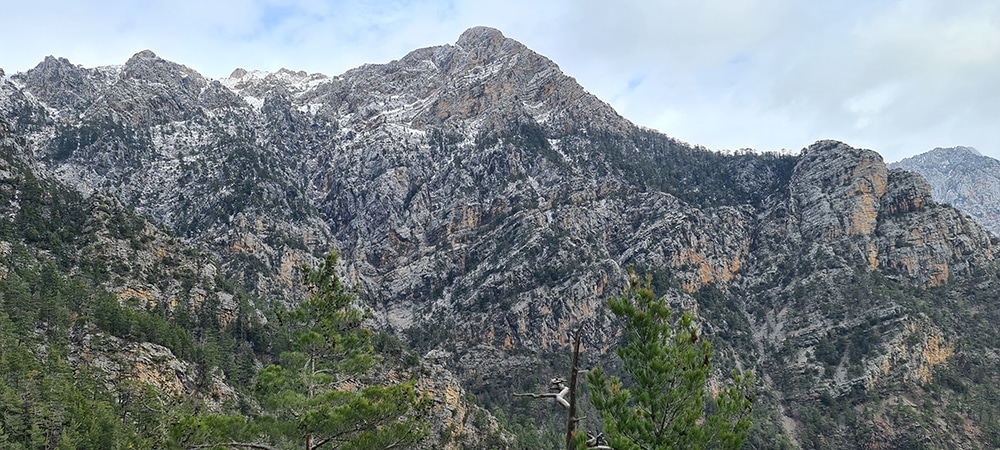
[514,325,602,449]
[566,326,583,450]
[306,355,315,450]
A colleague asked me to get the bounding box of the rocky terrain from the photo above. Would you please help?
[891,146,1000,237]
[4,26,1000,448]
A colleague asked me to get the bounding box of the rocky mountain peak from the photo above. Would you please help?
[276,67,308,77]
[791,140,888,240]
[457,26,505,45]
[401,27,622,132]
[229,67,248,79]
[895,146,986,169]
[16,55,96,112]
[127,49,159,62]
[213,27,627,138]
[891,146,1000,236]
[78,49,247,126]
[930,145,980,157]
[954,145,980,156]
[454,26,522,59]
[122,49,201,83]
[785,140,991,285]
[37,55,78,72]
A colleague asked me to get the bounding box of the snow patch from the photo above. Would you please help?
[296,103,324,115]
[216,68,332,110]
[94,65,124,86]
[522,100,552,124]
[216,69,270,91]
[244,96,264,110]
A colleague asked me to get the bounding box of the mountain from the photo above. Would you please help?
[0,111,508,448]
[4,26,1000,448]
[891,146,1000,237]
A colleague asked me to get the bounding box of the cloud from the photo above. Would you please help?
[531,0,1000,160]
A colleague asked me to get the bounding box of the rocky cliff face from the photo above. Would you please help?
[731,140,1000,448]
[784,141,992,287]
[0,97,502,448]
[5,27,1000,448]
[891,146,1000,237]
[11,49,331,301]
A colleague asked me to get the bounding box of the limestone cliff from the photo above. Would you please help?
[786,140,992,287]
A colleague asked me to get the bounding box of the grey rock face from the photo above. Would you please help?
[891,146,1000,236]
[14,56,106,114]
[790,140,888,241]
[784,140,992,286]
[13,49,331,299]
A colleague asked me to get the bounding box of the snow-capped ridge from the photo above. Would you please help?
[216,67,332,106]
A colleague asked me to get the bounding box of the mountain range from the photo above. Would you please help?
[4,26,1000,448]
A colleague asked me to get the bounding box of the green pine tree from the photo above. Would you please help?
[256,251,428,449]
[587,271,753,450]
[172,251,429,450]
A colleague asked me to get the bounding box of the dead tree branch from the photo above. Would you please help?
[513,377,570,409]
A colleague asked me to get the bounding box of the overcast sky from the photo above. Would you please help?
[2,0,999,162]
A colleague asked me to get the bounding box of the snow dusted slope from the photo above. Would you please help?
[219,68,332,111]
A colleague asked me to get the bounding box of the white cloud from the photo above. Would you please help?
[843,83,901,129]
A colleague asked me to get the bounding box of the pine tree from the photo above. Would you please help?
[587,271,753,450]
[255,251,429,449]
[173,251,429,449]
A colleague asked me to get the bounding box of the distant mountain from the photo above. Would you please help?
[4,26,1000,448]
[891,146,1000,236]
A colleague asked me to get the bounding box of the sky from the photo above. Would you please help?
[2,0,1000,162]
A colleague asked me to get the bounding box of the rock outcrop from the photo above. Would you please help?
[786,140,992,286]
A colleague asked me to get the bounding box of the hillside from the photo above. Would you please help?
[3,26,1000,448]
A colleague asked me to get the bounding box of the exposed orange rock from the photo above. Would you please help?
[444,384,461,410]
[594,274,608,296]
[929,266,950,287]
[923,335,953,366]
[867,243,879,270]
[893,255,949,287]
[230,235,257,254]
[277,251,303,287]
[117,287,154,305]
[848,195,879,236]
[133,362,184,396]
[673,247,743,293]
[460,204,480,230]
[915,334,954,383]
[218,311,237,328]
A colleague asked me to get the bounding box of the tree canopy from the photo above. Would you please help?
[174,251,429,450]
[587,272,753,450]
